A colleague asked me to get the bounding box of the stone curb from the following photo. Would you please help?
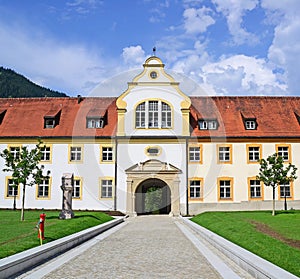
[182,217,299,279]
[0,217,125,279]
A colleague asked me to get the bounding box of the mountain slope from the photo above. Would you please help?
[0,67,67,98]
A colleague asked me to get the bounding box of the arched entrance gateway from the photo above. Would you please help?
[125,160,182,216]
[135,178,171,215]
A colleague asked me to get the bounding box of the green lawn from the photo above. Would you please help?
[0,210,113,259]
[191,210,300,277]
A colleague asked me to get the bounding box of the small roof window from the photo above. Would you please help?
[245,120,256,130]
[86,117,104,128]
[44,109,61,129]
[198,119,218,130]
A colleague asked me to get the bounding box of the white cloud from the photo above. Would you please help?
[0,22,108,95]
[183,6,215,35]
[212,0,259,45]
[200,55,287,95]
[122,46,146,67]
[262,0,300,94]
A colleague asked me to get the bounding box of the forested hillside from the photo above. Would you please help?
[0,67,67,98]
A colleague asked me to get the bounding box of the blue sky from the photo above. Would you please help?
[0,0,299,97]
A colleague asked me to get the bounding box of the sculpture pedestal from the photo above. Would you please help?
[59,209,74,220]
[59,173,75,220]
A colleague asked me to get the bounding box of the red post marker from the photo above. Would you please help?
[38,213,46,240]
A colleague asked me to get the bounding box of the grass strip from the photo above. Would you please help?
[0,210,113,259]
[191,210,300,277]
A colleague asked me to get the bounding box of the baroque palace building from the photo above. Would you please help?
[0,56,300,216]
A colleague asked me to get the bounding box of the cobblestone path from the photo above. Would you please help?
[43,216,223,279]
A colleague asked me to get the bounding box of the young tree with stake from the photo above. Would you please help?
[257,153,297,216]
[1,140,50,221]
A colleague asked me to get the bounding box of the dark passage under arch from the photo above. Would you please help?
[135,178,171,215]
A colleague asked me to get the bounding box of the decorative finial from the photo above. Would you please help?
[152,46,156,56]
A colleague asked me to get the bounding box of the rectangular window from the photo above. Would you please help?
[189,146,201,162]
[101,179,113,198]
[102,146,113,162]
[248,146,260,162]
[70,146,82,162]
[9,146,20,160]
[72,179,81,199]
[245,120,256,130]
[199,120,218,130]
[199,120,207,130]
[189,180,201,199]
[250,180,261,198]
[277,146,289,161]
[218,179,233,200]
[37,178,50,198]
[280,183,291,198]
[44,118,55,128]
[218,145,231,163]
[87,118,104,128]
[148,101,159,128]
[40,146,51,161]
[208,121,217,129]
[7,179,18,197]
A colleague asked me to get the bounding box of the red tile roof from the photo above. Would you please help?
[190,96,300,138]
[0,97,117,138]
[0,96,299,139]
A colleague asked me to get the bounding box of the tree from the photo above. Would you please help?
[256,153,297,216]
[145,186,162,214]
[0,140,50,221]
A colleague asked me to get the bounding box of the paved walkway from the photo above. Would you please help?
[19,216,254,279]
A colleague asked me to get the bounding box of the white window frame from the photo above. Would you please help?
[189,146,200,162]
[70,146,82,161]
[40,146,51,161]
[148,101,159,128]
[102,146,113,162]
[219,147,230,162]
[280,182,291,198]
[72,179,81,199]
[199,120,218,130]
[250,179,261,198]
[37,178,50,198]
[248,146,260,162]
[44,118,55,129]
[87,118,104,128]
[161,102,171,128]
[135,100,172,129]
[189,180,201,199]
[10,146,20,160]
[101,179,113,198]
[7,179,18,197]
[277,146,289,161]
[219,180,231,199]
[136,102,146,128]
[245,120,256,130]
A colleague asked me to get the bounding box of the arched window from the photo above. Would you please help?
[136,102,146,128]
[135,100,172,129]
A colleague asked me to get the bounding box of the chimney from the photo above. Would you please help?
[77,95,83,104]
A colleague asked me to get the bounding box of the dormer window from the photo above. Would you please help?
[44,118,55,129]
[87,118,104,128]
[198,119,218,130]
[44,109,61,129]
[245,120,257,130]
[241,112,257,130]
[0,109,7,125]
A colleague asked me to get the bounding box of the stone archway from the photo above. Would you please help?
[135,178,171,215]
[125,160,181,216]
